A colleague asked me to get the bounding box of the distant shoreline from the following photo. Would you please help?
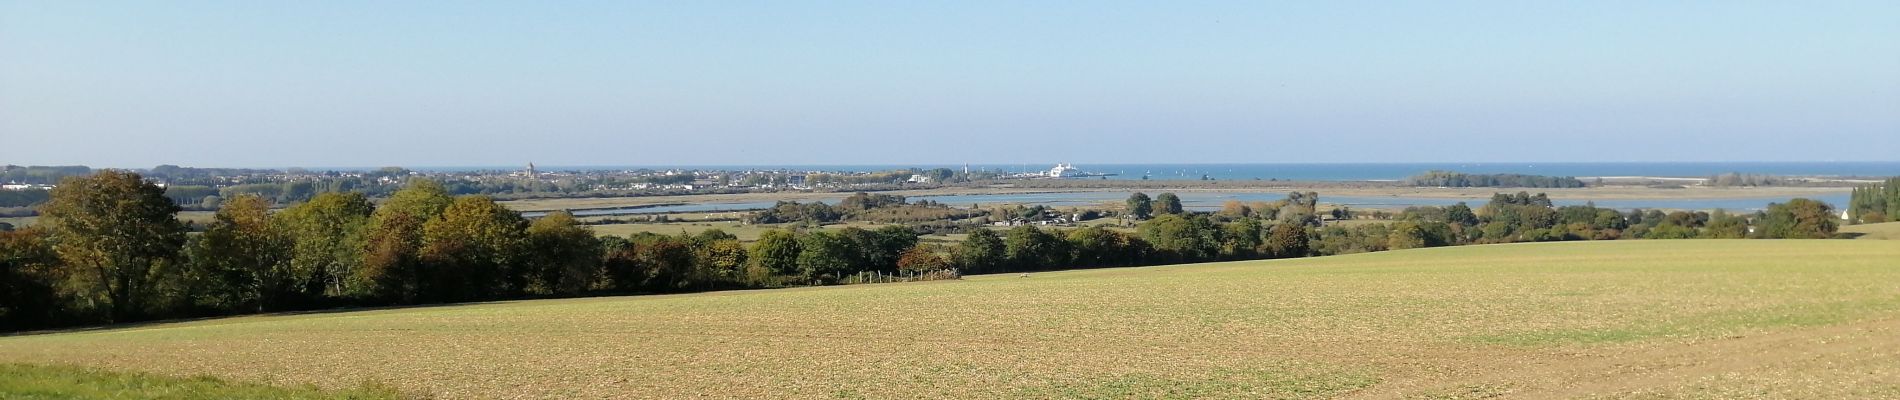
[500,183,1853,212]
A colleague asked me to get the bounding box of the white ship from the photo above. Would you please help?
[1041,163,1115,179]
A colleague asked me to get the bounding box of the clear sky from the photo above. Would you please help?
[2,1,1896,168]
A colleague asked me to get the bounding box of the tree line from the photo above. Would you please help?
[0,172,962,331]
[1846,177,1900,224]
[1404,171,1586,188]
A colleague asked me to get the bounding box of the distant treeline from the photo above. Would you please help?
[1404,171,1586,188]
[0,172,1843,332]
[746,193,978,225]
[1847,177,1900,224]
[0,165,92,185]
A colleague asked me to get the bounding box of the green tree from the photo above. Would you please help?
[953,229,1007,274]
[1387,221,1428,250]
[859,226,918,272]
[0,229,63,330]
[1221,217,1263,259]
[1445,202,1479,226]
[795,231,854,283]
[747,229,802,280]
[1758,198,1838,239]
[39,171,188,322]
[1702,209,1749,239]
[1154,193,1184,215]
[1125,192,1153,220]
[276,192,372,298]
[524,211,601,294]
[189,195,294,312]
[1138,214,1219,262]
[629,234,696,291]
[694,238,747,288]
[1004,225,1069,271]
[1067,226,1141,267]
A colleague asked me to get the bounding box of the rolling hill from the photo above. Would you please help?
[3,240,1898,399]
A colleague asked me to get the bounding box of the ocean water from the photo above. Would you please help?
[449,162,1900,181]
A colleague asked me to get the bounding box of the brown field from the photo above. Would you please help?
[3,240,1897,399]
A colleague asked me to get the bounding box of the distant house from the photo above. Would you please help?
[907,174,933,184]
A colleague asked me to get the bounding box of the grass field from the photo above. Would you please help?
[0,364,408,399]
[1843,221,1900,240]
[3,240,1898,399]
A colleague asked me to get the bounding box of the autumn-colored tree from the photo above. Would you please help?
[895,245,949,272]
[359,180,452,303]
[1265,223,1310,258]
[39,171,187,321]
[1219,200,1251,217]
[694,238,748,288]
[420,195,528,301]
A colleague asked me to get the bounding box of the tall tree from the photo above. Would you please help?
[38,171,187,322]
[0,228,63,330]
[524,211,602,294]
[953,229,1007,274]
[359,180,453,303]
[1003,225,1069,271]
[1138,214,1219,262]
[189,194,294,312]
[795,231,854,283]
[1265,223,1310,258]
[896,244,949,272]
[1758,198,1838,239]
[1154,193,1184,215]
[1125,192,1153,220]
[693,237,748,288]
[419,195,528,301]
[276,192,372,298]
[748,229,802,280]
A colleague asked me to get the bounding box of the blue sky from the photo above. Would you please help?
[2,1,1896,168]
